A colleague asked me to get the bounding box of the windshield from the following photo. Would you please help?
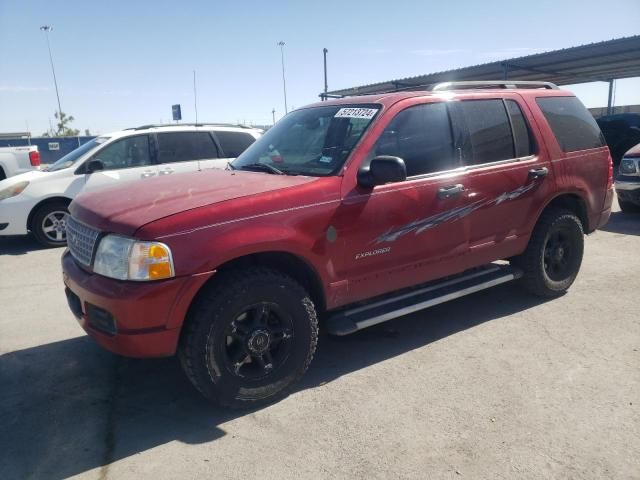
[45,136,110,172]
[231,105,380,176]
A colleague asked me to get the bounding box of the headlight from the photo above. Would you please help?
[93,234,174,281]
[0,181,29,201]
[619,158,637,175]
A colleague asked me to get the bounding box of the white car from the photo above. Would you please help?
[0,124,261,247]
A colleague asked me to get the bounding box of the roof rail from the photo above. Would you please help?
[124,123,257,131]
[431,80,559,91]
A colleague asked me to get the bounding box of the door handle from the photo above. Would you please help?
[159,168,174,175]
[437,184,465,199]
[141,170,156,178]
[528,167,549,180]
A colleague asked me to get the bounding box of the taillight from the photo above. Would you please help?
[29,150,41,167]
[607,154,613,189]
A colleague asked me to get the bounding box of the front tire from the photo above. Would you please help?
[179,268,318,408]
[30,201,70,247]
[512,209,584,297]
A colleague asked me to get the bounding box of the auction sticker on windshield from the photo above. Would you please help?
[334,107,378,119]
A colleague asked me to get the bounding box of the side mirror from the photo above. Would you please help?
[357,155,407,188]
[85,159,105,174]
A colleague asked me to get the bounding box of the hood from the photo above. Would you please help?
[625,142,640,158]
[70,168,317,235]
[0,169,51,188]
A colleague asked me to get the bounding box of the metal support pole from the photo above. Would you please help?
[607,79,614,115]
[502,62,509,80]
[272,108,276,125]
[193,70,198,123]
[277,41,288,114]
[40,26,63,127]
[323,48,328,101]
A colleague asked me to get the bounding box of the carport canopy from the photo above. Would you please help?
[324,35,640,113]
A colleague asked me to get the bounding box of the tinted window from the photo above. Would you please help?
[157,132,219,164]
[94,135,151,170]
[505,100,534,157]
[216,131,256,157]
[374,102,455,176]
[460,100,514,164]
[536,96,605,152]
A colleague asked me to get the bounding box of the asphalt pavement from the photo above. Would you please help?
[1,201,638,480]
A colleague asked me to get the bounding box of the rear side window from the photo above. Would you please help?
[156,132,219,164]
[459,99,514,164]
[505,100,534,157]
[216,131,256,157]
[373,102,456,176]
[536,96,605,152]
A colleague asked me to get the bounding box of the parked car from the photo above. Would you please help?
[0,145,40,180]
[614,142,640,213]
[62,82,613,408]
[597,113,640,164]
[0,124,261,246]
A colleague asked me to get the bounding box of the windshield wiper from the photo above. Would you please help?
[239,163,285,175]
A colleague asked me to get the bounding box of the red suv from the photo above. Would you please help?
[62,81,613,407]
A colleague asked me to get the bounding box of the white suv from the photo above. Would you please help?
[0,124,262,247]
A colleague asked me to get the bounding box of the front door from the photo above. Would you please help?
[338,101,471,303]
[82,134,157,192]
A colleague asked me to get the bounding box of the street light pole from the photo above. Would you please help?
[40,25,63,127]
[323,48,328,101]
[272,108,276,125]
[277,41,288,114]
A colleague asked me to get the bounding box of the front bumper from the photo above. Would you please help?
[0,195,32,236]
[615,180,640,205]
[62,251,214,357]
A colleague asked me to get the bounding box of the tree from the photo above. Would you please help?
[53,111,80,136]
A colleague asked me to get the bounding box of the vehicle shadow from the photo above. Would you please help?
[598,211,640,236]
[0,235,56,256]
[0,283,548,479]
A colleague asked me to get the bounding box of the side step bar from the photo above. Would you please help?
[326,264,522,336]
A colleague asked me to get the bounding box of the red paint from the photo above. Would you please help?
[64,88,613,357]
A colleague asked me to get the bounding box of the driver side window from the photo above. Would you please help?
[374,102,456,177]
[93,135,151,171]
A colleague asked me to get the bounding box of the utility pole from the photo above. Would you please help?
[277,41,288,114]
[40,25,63,127]
[323,48,328,101]
[193,70,199,123]
[272,108,276,125]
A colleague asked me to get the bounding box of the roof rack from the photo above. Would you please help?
[431,80,559,91]
[124,123,257,131]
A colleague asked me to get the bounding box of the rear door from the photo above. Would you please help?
[452,96,553,266]
[155,131,221,175]
[213,130,257,164]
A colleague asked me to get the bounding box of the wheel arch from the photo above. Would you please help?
[536,192,590,233]
[27,196,73,231]
[183,250,327,326]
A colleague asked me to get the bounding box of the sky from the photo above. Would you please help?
[0,0,639,135]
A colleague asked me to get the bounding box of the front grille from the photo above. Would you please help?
[66,216,100,267]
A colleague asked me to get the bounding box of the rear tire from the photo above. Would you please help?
[178,268,318,408]
[619,199,640,214]
[512,209,584,297]
[0,167,6,181]
[30,201,70,248]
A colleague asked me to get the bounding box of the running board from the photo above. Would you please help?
[326,264,522,336]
